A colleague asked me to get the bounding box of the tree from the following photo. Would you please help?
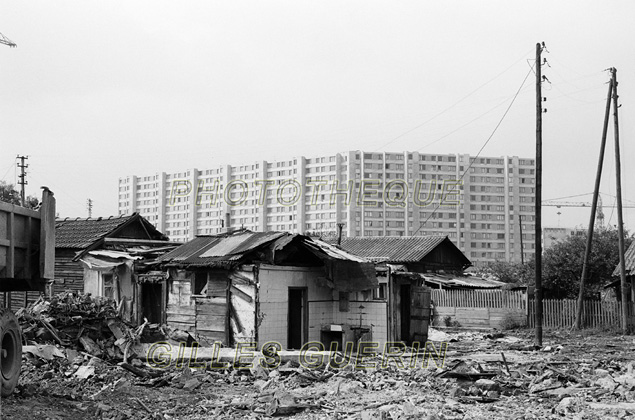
[541,227,631,299]
[474,260,534,285]
[0,181,39,209]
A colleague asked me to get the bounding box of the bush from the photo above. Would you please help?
[443,315,461,328]
[499,313,525,330]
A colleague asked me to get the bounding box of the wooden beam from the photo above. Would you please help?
[230,285,253,303]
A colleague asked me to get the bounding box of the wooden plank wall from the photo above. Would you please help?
[195,297,227,343]
[52,249,85,295]
[166,275,196,333]
[164,266,257,345]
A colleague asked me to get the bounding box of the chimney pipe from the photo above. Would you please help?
[225,212,233,233]
[337,223,344,246]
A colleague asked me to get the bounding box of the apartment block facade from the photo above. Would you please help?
[118,151,536,263]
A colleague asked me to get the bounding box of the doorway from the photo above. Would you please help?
[288,287,307,349]
[399,284,411,344]
[141,282,164,324]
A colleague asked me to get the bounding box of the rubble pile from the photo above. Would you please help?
[4,296,635,419]
[16,293,159,362]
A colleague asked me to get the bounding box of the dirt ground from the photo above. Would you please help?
[2,327,635,420]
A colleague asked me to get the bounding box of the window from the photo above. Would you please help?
[194,272,207,295]
[373,283,387,300]
[102,274,114,300]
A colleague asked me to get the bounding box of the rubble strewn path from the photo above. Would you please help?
[3,295,635,419]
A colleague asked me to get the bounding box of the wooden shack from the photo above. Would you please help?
[156,230,383,349]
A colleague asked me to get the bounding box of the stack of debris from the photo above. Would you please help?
[17,292,157,362]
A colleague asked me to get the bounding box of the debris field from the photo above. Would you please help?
[2,293,635,419]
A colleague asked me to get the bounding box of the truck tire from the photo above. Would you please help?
[0,308,22,397]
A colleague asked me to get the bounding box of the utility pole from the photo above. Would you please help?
[574,73,613,329]
[87,199,93,218]
[534,42,544,347]
[611,68,628,334]
[16,155,28,206]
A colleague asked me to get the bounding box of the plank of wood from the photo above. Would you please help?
[230,285,253,303]
[196,315,226,331]
[166,321,196,331]
[229,271,254,285]
[166,314,196,323]
[229,301,244,333]
[166,305,195,315]
[196,303,227,316]
[196,296,226,305]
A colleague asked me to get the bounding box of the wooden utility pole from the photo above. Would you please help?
[574,75,614,329]
[611,68,629,334]
[17,155,28,207]
[535,42,543,347]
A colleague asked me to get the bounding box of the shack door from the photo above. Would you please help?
[409,286,431,344]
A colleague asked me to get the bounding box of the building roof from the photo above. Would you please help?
[155,230,287,268]
[612,240,635,277]
[55,213,166,249]
[155,230,378,292]
[421,273,507,289]
[338,235,471,266]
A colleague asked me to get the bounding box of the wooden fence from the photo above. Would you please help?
[431,289,526,309]
[528,298,635,329]
[431,289,526,329]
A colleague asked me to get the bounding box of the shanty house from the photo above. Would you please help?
[338,235,472,339]
[54,214,174,322]
[337,236,527,330]
[155,230,385,350]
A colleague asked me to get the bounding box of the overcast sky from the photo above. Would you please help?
[2,0,635,230]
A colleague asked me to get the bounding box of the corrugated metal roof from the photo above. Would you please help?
[155,230,378,291]
[156,231,288,268]
[306,239,368,262]
[396,272,507,289]
[613,240,635,277]
[338,236,462,264]
[55,214,137,249]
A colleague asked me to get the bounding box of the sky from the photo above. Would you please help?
[2,0,635,231]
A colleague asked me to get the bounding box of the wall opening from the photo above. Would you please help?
[399,284,411,343]
[142,282,163,324]
[288,287,307,349]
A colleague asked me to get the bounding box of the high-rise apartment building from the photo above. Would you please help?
[118,151,536,263]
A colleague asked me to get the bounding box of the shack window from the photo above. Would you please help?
[103,274,114,300]
[194,272,207,295]
[373,284,387,301]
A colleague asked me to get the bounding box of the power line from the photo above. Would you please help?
[372,48,535,152]
[0,159,15,182]
[412,63,535,236]
[543,192,593,201]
